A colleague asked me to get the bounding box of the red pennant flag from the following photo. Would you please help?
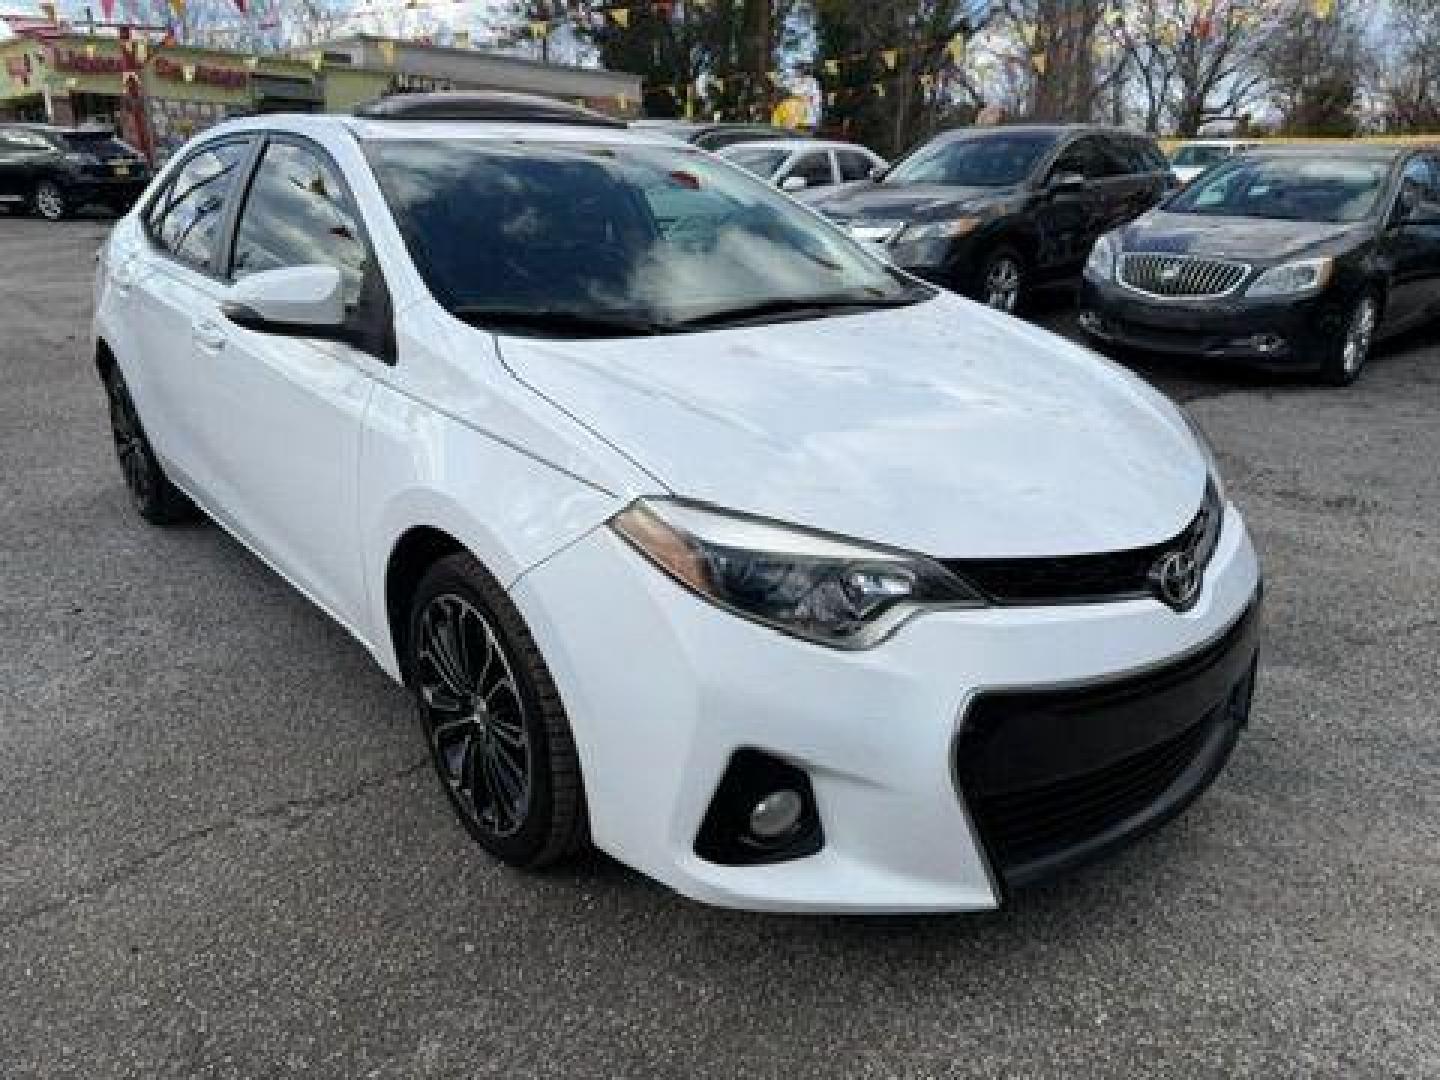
[99,0,116,20]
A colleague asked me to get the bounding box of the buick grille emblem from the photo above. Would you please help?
[1151,548,1201,611]
[1160,264,1182,282]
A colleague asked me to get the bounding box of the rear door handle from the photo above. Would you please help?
[192,319,227,352]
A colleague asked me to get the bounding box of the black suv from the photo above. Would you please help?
[808,124,1175,313]
[0,124,150,221]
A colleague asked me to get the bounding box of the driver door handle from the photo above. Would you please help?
[192,319,227,352]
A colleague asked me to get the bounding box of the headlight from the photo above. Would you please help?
[895,217,981,244]
[1085,232,1118,282]
[611,500,985,649]
[1246,257,1333,298]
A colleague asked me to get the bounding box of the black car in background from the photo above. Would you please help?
[807,124,1175,313]
[630,120,805,152]
[0,124,150,221]
[1081,144,1440,386]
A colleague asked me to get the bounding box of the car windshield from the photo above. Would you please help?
[365,139,925,334]
[58,131,134,157]
[724,146,789,178]
[1166,156,1389,222]
[884,131,1056,187]
[1171,145,1232,169]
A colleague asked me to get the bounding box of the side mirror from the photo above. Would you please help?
[1049,171,1088,196]
[781,174,809,193]
[221,265,347,339]
[868,164,889,183]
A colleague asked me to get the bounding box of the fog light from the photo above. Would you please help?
[749,789,804,841]
[1244,333,1285,354]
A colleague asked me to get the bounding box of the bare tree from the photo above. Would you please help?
[1108,0,1272,135]
[1375,0,1440,133]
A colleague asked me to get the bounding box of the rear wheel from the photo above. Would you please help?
[103,364,193,524]
[33,180,68,221]
[1320,291,1379,387]
[974,246,1027,315]
[408,552,587,869]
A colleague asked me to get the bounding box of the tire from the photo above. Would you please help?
[102,363,194,525]
[1319,291,1379,387]
[973,245,1028,315]
[33,179,68,221]
[407,552,587,869]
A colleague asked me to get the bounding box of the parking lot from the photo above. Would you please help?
[1,215,1437,1078]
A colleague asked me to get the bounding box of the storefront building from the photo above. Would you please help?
[0,23,640,163]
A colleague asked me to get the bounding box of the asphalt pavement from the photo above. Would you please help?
[1,216,1437,1079]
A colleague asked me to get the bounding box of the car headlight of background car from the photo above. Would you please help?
[612,500,985,649]
[894,217,981,244]
[1245,257,1334,298]
[1085,232,1119,282]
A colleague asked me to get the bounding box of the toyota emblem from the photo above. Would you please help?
[1151,549,1201,611]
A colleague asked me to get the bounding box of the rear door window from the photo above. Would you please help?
[784,151,834,189]
[148,139,250,273]
[836,150,875,182]
[57,131,134,158]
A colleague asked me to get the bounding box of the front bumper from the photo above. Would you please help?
[1080,276,1351,367]
[512,506,1261,913]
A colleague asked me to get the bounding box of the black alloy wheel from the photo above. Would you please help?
[103,365,193,525]
[975,246,1027,315]
[34,180,68,221]
[408,552,586,868]
[1320,291,1379,387]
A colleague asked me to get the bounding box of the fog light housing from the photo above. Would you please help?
[695,749,823,865]
[1242,332,1285,355]
[1078,310,1105,334]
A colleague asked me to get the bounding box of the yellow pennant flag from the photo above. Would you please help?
[1032,52,1047,74]
[310,50,325,71]
[377,40,396,66]
[881,48,898,70]
[181,62,196,82]
[135,40,148,63]
[611,7,629,27]
[168,0,185,17]
[1313,0,1334,16]
[244,55,259,70]
[529,20,546,38]
[85,42,96,58]
[824,58,839,75]
[946,34,965,64]
[618,92,630,110]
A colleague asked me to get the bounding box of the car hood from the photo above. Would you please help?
[496,294,1205,559]
[1118,211,1365,262]
[809,183,1014,224]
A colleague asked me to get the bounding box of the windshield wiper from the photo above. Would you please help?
[665,289,924,331]
[451,306,665,338]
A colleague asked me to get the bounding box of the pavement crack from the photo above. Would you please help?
[0,757,428,937]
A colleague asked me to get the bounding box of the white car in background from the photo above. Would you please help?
[720,138,887,194]
[91,93,1261,913]
[1169,139,1257,186]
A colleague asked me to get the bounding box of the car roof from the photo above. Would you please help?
[933,123,1152,144]
[721,139,868,153]
[203,111,683,148]
[1247,142,1432,162]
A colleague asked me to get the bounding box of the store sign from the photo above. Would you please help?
[53,49,125,74]
[389,73,456,94]
[153,56,247,89]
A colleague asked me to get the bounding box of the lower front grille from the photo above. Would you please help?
[956,599,1261,889]
[1119,253,1249,298]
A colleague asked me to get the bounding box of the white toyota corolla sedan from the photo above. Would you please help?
[92,93,1262,913]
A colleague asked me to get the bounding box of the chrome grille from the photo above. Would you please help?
[1119,253,1249,298]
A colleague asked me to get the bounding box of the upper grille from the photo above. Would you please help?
[1119,253,1249,298]
[942,481,1222,607]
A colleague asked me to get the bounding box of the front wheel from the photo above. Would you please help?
[408,552,587,869]
[1320,292,1379,387]
[974,246,1027,315]
[33,180,68,221]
